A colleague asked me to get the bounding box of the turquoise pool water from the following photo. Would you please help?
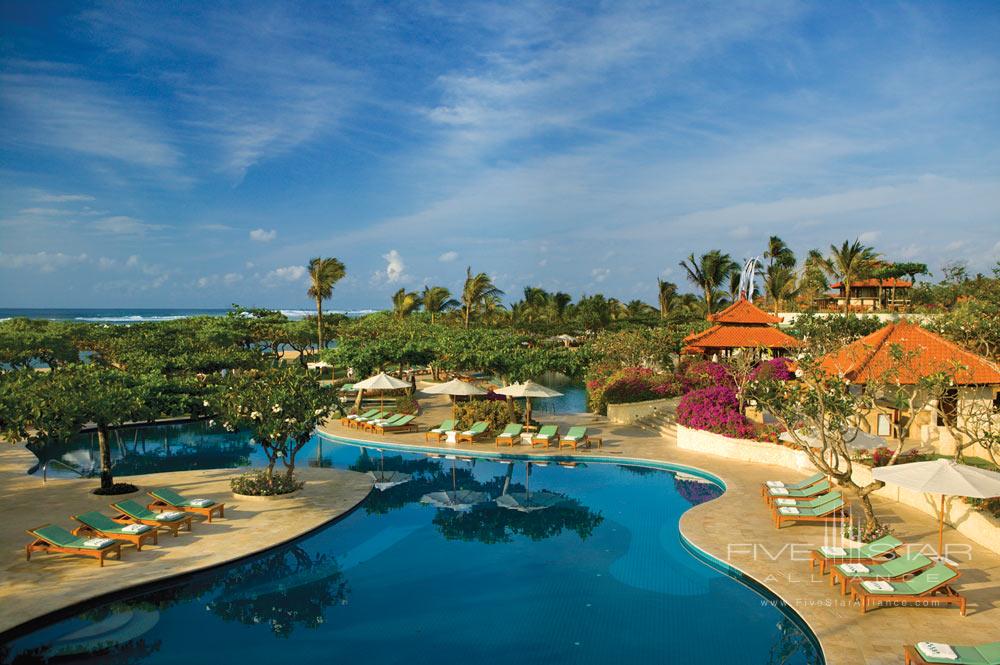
[3,438,822,664]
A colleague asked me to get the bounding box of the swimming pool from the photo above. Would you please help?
[3,439,822,664]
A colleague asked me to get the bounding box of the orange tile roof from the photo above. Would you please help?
[707,298,783,325]
[682,324,802,353]
[830,278,912,289]
[820,322,1000,385]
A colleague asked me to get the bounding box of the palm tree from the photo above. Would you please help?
[421,286,459,324]
[391,288,420,318]
[763,235,796,271]
[762,265,798,315]
[625,299,656,318]
[822,240,879,313]
[657,279,678,319]
[551,292,572,321]
[680,250,737,313]
[461,267,504,328]
[306,257,346,351]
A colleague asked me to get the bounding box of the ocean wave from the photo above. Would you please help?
[73,315,191,323]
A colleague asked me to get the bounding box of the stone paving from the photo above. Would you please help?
[319,387,1000,665]
[0,444,372,636]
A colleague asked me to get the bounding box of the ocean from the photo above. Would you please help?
[0,308,377,324]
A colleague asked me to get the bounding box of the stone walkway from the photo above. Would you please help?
[0,444,372,637]
[320,387,1000,665]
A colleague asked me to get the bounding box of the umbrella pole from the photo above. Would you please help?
[939,494,945,558]
[525,396,532,425]
[452,396,457,423]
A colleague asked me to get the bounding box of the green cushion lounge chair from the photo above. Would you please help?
[559,426,602,449]
[771,491,841,513]
[148,487,225,522]
[341,408,380,426]
[457,422,489,443]
[760,472,825,498]
[363,413,407,432]
[808,534,903,575]
[110,499,194,537]
[352,411,393,429]
[773,496,849,529]
[495,423,524,447]
[373,414,418,434]
[764,479,832,506]
[72,511,159,551]
[905,641,1000,665]
[531,425,559,448]
[829,552,934,595]
[850,563,965,615]
[26,524,124,567]
[425,419,456,442]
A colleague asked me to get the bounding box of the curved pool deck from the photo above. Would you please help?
[0,444,373,638]
[317,405,1000,665]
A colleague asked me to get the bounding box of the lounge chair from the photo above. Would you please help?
[25,524,123,567]
[425,419,456,442]
[808,534,903,575]
[530,425,559,448]
[148,488,225,522]
[559,426,602,449]
[363,413,407,432]
[760,472,825,498]
[341,408,379,426]
[72,511,158,551]
[495,423,524,447]
[763,479,833,507]
[771,490,842,518]
[850,563,965,615]
[829,552,934,595]
[110,499,194,537]
[457,422,489,443]
[350,411,392,429]
[773,496,849,529]
[904,641,1000,665]
[372,414,418,434]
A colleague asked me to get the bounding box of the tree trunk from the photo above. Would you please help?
[316,297,324,352]
[464,304,470,328]
[97,425,114,489]
[843,278,850,313]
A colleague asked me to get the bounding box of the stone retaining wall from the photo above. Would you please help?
[606,397,679,424]
[677,424,1000,555]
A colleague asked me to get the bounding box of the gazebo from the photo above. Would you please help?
[681,299,801,358]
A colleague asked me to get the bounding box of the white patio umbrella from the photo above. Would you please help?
[496,462,565,512]
[872,459,1000,556]
[422,378,487,421]
[353,372,411,413]
[307,361,332,370]
[494,381,563,425]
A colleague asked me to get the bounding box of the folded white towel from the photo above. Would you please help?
[778,506,800,515]
[347,415,360,419]
[159,511,184,520]
[563,436,577,441]
[766,480,785,487]
[121,523,150,534]
[189,499,213,507]
[83,538,114,548]
[838,563,870,574]
[820,546,847,556]
[916,642,958,661]
[861,580,893,592]
[431,428,444,433]
[461,431,474,436]
[769,487,789,495]
[775,498,797,506]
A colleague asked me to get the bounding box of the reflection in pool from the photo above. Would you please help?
[2,441,822,664]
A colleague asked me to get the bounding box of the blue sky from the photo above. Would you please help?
[1,1,999,310]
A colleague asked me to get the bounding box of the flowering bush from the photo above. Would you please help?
[749,357,793,382]
[231,469,303,496]
[676,386,755,439]
[677,360,733,392]
[603,377,658,404]
[870,446,921,467]
[843,521,894,543]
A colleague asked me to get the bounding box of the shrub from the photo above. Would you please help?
[603,377,658,405]
[843,521,894,543]
[92,482,139,496]
[677,360,733,393]
[393,393,419,414]
[231,469,303,496]
[455,399,521,432]
[749,357,793,382]
[676,386,755,439]
[965,497,1000,519]
[870,447,921,467]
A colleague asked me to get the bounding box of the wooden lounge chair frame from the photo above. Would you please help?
[558,427,602,449]
[495,424,524,447]
[773,501,849,529]
[759,473,825,500]
[72,514,159,551]
[110,502,194,537]
[531,426,559,448]
[340,408,379,427]
[372,415,419,434]
[458,423,490,443]
[829,556,934,596]
[425,420,455,442]
[762,480,833,507]
[25,525,124,567]
[148,491,225,523]
[849,565,965,615]
[808,536,903,576]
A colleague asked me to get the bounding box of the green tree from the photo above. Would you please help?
[762,265,798,315]
[421,286,459,324]
[822,240,879,313]
[391,288,420,318]
[798,249,829,305]
[461,267,504,328]
[306,257,346,351]
[657,279,678,319]
[680,250,738,313]
[763,235,796,271]
[0,318,79,369]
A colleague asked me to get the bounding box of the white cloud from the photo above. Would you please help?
[223,272,243,285]
[263,265,306,286]
[591,267,610,283]
[93,216,159,235]
[382,249,407,284]
[858,231,881,243]
[34,193,95,203]
[438,250,459,262]
[249,228,277,242]
[0,251,89,273]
